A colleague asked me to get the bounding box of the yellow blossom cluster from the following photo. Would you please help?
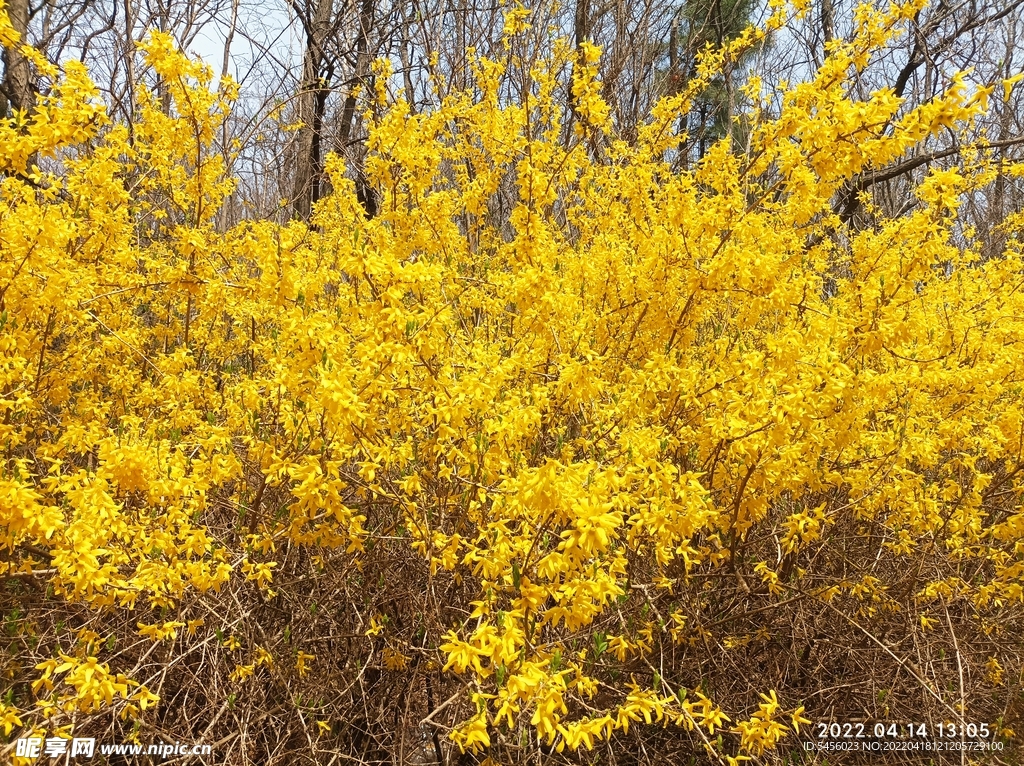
[2,0,1024,760]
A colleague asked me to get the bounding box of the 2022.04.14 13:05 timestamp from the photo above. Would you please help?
[811,721,994,740]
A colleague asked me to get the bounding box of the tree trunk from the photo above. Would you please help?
[1,0,35,118]
[563,0,591,148]
[336,0,376,218]
[291,0,335,220]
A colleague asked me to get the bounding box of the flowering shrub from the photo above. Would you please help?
[1,0,1022,762]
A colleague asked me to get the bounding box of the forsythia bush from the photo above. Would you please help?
[2,0,1023,762]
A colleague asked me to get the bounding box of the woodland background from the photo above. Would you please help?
[7,0,1024,229]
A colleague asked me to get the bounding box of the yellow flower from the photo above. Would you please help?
[383,647,410,671]
[1002,73,1024,101]
[0,703,23,736]
[790,705,811,734]
[229,663,255,683]
[296,651,315,678]
[450,713,490,754]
